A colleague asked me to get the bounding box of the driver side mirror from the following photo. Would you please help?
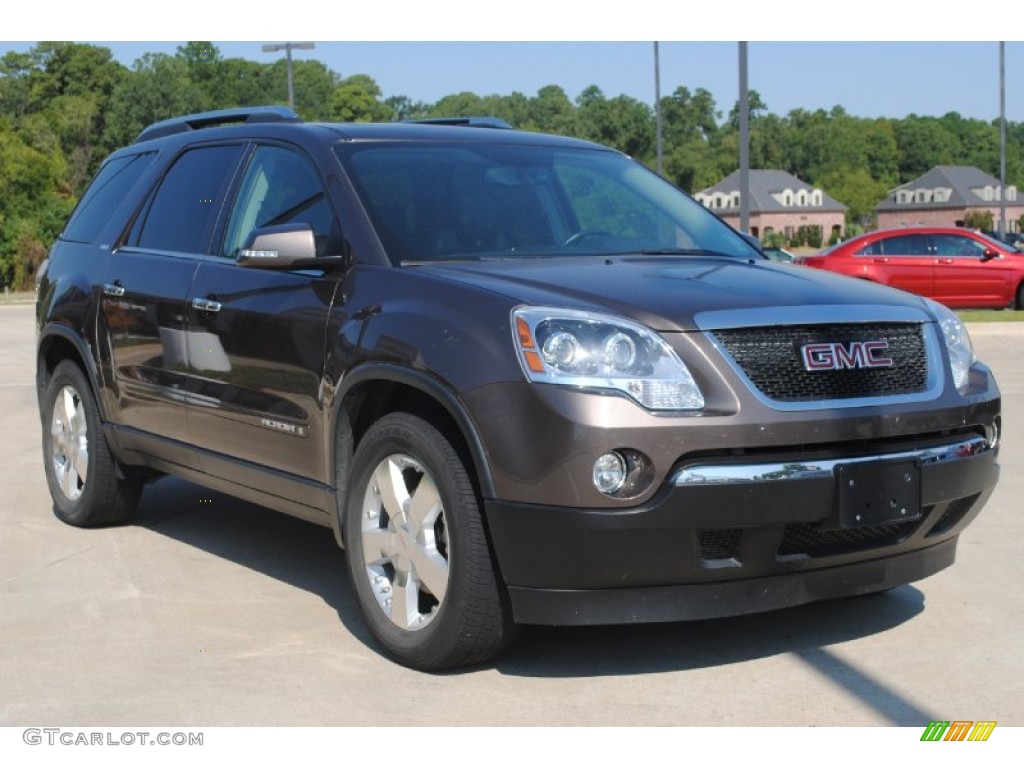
[237,223,318,268]
[980,248,1000,262]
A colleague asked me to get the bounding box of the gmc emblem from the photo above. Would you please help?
[801,341,894,371]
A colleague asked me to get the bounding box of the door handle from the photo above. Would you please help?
[191,297,222,313]
[103,282,125,297]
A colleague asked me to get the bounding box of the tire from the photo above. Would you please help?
[41,360,141,527]
[1016,282,1024,310]
[343,412,516,670]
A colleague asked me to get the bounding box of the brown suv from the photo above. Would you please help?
[36,107,1001,670]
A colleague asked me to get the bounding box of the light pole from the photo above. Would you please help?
[654,42,663,177]
[738,42,750,235]
[262,42,315,109]
[999,41,1007,239]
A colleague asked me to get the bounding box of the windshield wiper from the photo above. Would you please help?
[630,248,747,258]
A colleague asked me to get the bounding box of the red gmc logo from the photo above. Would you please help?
[801,341,894,371]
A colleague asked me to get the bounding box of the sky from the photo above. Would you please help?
[4,1,1022,123]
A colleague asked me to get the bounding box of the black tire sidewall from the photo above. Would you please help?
[343,413,486,668]
[42,362,101,525]
[41,361,139,527]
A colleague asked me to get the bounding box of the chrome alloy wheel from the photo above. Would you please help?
[360,454,449,631]
[50,385,89,501]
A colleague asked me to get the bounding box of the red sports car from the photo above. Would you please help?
[796,227,1024,309]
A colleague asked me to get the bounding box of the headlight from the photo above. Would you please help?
[924,299,975,393]
[512,307,704,410]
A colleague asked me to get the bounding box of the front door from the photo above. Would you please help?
[184,143,343,496]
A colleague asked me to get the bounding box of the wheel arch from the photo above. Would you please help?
[327,363,496,544]
[36,325,104,422]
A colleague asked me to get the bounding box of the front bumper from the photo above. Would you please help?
[485,435,998,625]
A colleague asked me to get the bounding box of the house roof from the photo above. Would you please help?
[876,165,1007,211]
[695,169,847,213]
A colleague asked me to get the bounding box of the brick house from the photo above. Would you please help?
[693,169,846,243]
[876,165,1024,231]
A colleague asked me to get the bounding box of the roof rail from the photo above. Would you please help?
[400,117,513,130]
[135,106,301,143]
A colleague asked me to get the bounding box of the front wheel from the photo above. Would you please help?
[343,413,515,670]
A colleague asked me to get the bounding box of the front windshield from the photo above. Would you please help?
[335,141,757,265]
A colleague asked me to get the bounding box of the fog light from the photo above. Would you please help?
[593,452,627,495]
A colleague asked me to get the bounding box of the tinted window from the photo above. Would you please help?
[222,145,340,258]
[858,234,929,257]
[337,142,754,264]
[932,234,987,257]
[137,145,241,254]
[62,153,156,244]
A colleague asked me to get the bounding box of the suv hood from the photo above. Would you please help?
[415,255,929,331]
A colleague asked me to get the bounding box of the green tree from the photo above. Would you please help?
[816,165,888,228]
[964,210,994,230]
[0,119,73,288]
[575,86,654,159]
[525,85,577,135]
[895,116,960,181]
[104,53,206,148]
[330,74,393,123]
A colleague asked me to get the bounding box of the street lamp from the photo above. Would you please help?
[262,42,315,109]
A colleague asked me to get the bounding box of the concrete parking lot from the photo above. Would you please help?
[1,303,1022,726]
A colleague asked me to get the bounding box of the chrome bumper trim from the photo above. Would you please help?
[672,436,990,486]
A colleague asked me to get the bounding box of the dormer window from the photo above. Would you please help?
[1009,186,1018,201]
[811,189,822,206]
[796,190,807,206]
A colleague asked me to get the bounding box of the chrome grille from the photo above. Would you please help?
[711,323,928,402]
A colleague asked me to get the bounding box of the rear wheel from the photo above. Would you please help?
[41,361,141,527]
[343,412,515,670]
[1016,282,1024,310]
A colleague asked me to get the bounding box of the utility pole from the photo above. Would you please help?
[262,42,315,109]
[654,42,663,177]
[738,42,750,235]
[999,41,1007,239]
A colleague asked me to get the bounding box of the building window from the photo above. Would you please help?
[784,191,792,206]
[984,186,994,201]
[1008,186,1017,202]
[796,191,807,206]
[811,190,823,206]
[915,189,930,203]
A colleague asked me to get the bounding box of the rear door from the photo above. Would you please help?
[99,143,244,460]
[184,143,343,496]
[858,233,934,297]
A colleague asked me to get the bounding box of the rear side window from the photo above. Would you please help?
[137,145,242,254]
[62,153,156,244]
[857,234,929,257]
